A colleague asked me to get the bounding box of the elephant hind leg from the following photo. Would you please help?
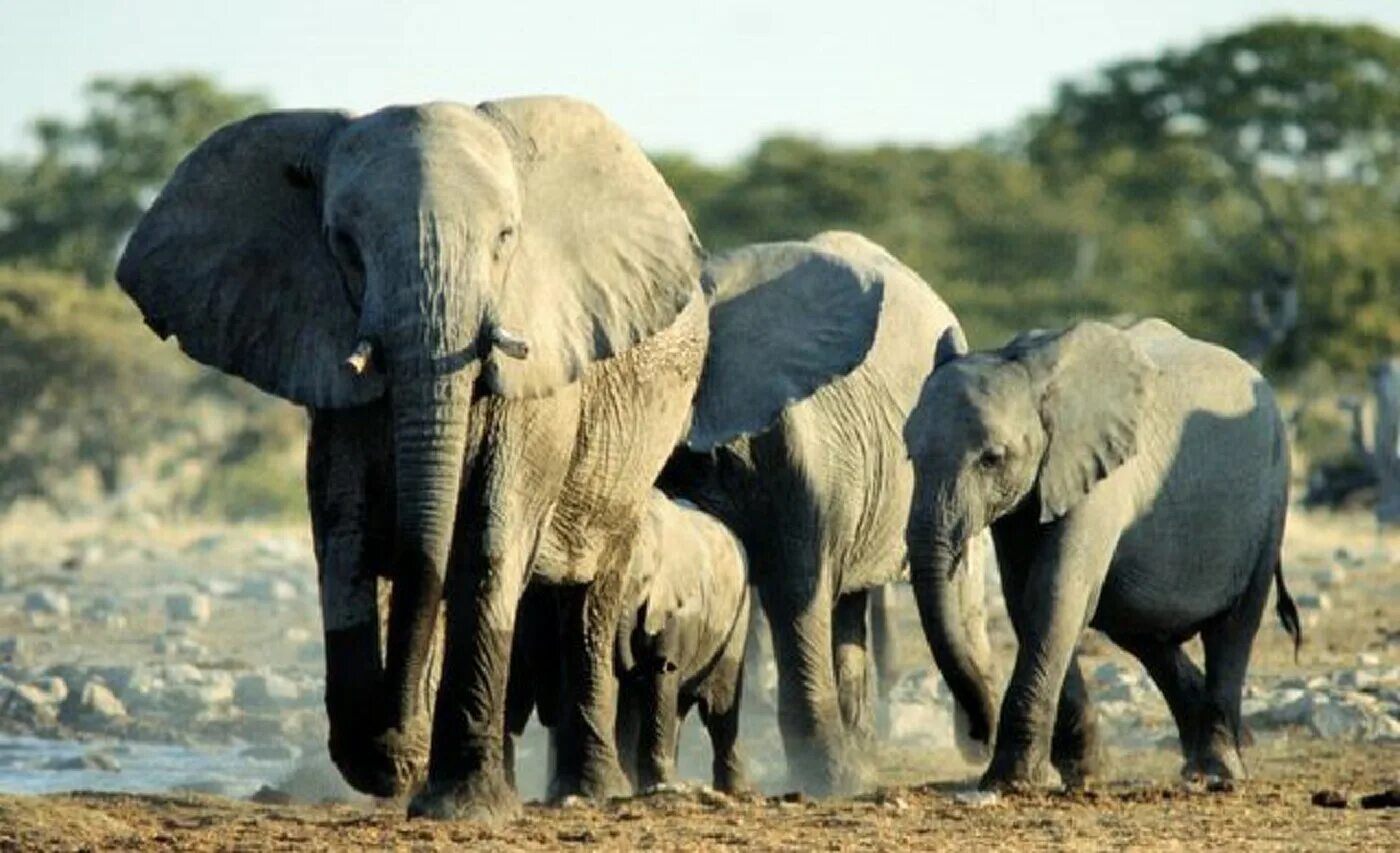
[697,656,749,794]
[1116,636,1207,777]
[1196,561,1276,782]
[1049,653,1104,788]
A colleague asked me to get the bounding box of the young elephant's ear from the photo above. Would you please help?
[117,110,384,409]
[685,242,885,452]
[475,97,703,398]
[1011,321,1157,522]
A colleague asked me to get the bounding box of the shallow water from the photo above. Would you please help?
[0,736,297,797]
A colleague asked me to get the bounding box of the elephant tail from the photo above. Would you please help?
[1273,558,1302,661]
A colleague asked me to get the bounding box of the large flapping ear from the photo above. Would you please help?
[1008,321,1157,522]
[117,111,383,409]
[475,97,703,398]
[685,240,885,452]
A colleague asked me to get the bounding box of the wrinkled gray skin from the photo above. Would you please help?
[906,318,1301,791]
[117,98,708,822]
[613,492,750,793]
[659,232,1000,795]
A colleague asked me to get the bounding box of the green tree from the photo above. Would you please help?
[1028,19,1400,369]
[0,75,268,284]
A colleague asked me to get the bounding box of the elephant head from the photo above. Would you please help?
[904,321,1157,677]
[117,97,701,795]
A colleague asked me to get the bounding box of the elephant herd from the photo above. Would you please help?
[114,96,1301,821]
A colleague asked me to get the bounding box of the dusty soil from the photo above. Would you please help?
[0,508,1397,850]
[0,741,1395,851]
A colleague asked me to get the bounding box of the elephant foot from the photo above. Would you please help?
[551,757,633,803]
[1051,729,1105,790]
[408,772,522,823]
[1182,746,1246,788]
[330,725,428,799]
[980,753,1061,794]
[713,761,752,797]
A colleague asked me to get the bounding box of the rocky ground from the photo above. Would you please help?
[0,506,1396,850]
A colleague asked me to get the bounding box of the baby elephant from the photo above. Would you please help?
[614,491,751,794]
[906,318,1300,791]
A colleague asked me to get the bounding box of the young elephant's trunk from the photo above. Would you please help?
[906,494,1000,758]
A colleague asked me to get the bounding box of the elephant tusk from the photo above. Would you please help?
[344,339,374,375]
[492,327,530,360]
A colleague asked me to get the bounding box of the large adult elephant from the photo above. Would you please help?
[658,232,1000,794]
[116,97,708,821]
[904,319,1299,790]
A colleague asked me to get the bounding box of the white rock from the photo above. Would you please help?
[1294,593,1332,611]
[165,593,212,625]
[1312,566,1347,589]
[23,589,70,617]
[60,680,128,729]
[239,577,299,602]
[234,672,301,711]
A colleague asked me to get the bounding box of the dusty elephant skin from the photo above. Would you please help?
[659,232,1001,796]
[115,96,708,822]
[905,318,1300,792]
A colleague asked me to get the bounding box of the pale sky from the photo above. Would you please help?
[2,1,1397,163]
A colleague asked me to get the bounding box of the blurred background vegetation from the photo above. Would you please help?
[0,19,1395,522]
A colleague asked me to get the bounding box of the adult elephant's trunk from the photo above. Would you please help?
[907,492,1000,761]
[382,371,472,742]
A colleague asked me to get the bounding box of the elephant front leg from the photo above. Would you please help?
[635,663,681,790]
[982,525,1114,792]
[407,552,526,822]
[551,565,633,801]
[832,590,875,750]
[308,407,428,799]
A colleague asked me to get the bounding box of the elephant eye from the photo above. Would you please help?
[978,446,1007,468]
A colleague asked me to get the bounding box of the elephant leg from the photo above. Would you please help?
[635,663,681,790]
[1195,556,1275,783]
[761,570,858,796]
[699,658,750,794]
[614,678,643,789]
[832,589,875,751]
[551,560,633,801]
[409,402,568,822]
[1049,653,1104,788]
[868,585,902,702]
[1117,636,1206,773]
[982,525,1115,792]
[308,406,428,798]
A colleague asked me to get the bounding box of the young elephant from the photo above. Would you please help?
[614,491,751,794]
[906,318,1301,791]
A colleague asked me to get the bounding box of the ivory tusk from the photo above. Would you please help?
[344,339,374,375]
[492,327,530,360]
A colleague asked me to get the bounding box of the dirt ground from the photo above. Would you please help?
[0,741,1395,851]
[0,508,1397,850]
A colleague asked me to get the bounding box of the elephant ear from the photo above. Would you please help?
[476,97,703,397]
[116,110,384,409]
[1011,321,1157,522]
[685,241,885,452]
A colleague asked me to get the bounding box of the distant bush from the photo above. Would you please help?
[0,267,306,521]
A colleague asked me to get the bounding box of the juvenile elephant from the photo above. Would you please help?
[659,232,1000,795]
[117,97,708,821]
[905,318,1301,791]
[614,491,750,793]
[505,492,749,795]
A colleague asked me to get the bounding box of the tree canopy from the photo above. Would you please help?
[0,75,267,284]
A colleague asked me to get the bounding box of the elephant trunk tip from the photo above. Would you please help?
[344,339,375,375]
